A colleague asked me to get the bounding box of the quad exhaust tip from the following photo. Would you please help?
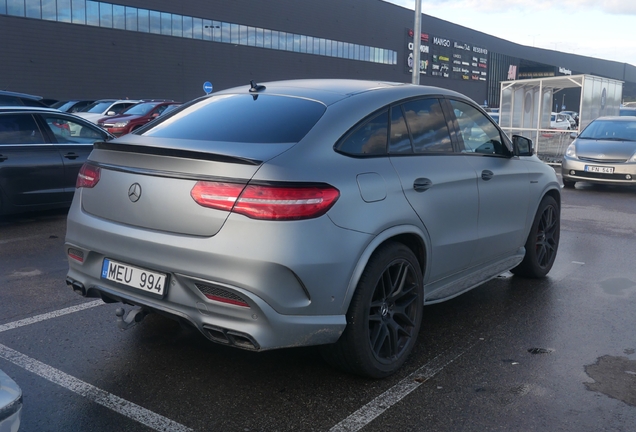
[66,277,86,296]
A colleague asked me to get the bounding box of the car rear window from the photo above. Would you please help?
[141,94,326,143]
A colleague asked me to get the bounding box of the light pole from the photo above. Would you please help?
[411,0,422,85]
[561,93,566,111]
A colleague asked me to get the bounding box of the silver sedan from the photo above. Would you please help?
[562,116,636,188]
[65,79,561,378]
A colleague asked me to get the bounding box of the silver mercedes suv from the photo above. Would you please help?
[65,79,561,377]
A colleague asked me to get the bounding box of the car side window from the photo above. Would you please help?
[401,98,453,153]
[115,103,137,114]
[389,106,412,154]
[42,115,105,144]
[0,114,45,145]
[449,100,507,155]
[337,110,388,156]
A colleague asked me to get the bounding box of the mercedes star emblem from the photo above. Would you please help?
[128,183,142,202]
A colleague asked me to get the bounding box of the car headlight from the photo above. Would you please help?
[565,143,577,158]
[629,151,636,163]
[113,121,129,128]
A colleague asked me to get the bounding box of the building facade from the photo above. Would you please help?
[2,0,635,106]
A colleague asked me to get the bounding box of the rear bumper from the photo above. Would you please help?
[64,272,346,350]
[64,198,370,350]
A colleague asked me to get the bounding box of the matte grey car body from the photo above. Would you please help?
[65,79,561,377]
[562,116,636,188]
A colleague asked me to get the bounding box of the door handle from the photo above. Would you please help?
[481,170,494,181]
[413,177,433,192]
[0,154,7,162]
[64,152,79,160]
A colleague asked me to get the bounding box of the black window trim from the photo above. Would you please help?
[334,107,390,158]
[335,94,466,158]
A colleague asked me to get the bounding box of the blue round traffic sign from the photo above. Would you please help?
[203,81,213,94]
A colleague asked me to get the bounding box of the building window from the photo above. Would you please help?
[137,8,148,32]
[86,1,98,26]
[160,12,171,36]
[72,0,85,24]
[25,0,40,19]
[183,16,192,38]
[7,0,25,17]
[112,4,124,29]
[99,2,112,28]
[125,6,136,31]
[171,14,182,37]
[149,10,160,34]
[42,0,56,21]
[0,0,397,66]
[58,0,72,22]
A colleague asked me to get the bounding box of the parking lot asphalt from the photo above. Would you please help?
[1,180,636,431]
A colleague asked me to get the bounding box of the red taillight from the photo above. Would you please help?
[76,163,101,188]
[67,248,85,263]
[191,181,340,220]
[204,294,249,308]
[190,182,244,212]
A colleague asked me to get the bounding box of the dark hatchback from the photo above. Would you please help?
[0,106,114,215]
[0,90,48,107]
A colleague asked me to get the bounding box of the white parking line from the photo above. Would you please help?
[0,344,193,432]
[329,339,480,432]
[0,300,104,333]
[0,301,193,431]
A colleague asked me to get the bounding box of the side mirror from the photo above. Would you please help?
[107,111,116,116]
[569,132,578,139]
[512,134,534,156]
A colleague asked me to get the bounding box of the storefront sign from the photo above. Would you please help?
[406,29,488,81]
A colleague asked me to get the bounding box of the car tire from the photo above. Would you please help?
[320,242,423,378]
[511,195,560,278]
[563,179,576,189]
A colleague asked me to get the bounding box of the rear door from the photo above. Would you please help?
[37,113,111,193]
[0,113,66,206]
[387,98,479,283]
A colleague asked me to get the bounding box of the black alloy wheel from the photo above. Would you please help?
[321,242,423,378]
[512,195,560,278]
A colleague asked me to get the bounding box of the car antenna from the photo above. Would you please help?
[249,80,266,93]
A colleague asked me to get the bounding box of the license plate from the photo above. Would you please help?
[585,165,614,173]
[101,258,167,296]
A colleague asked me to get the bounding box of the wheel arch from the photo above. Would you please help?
[543,187,561,211]
[339,225,429,314]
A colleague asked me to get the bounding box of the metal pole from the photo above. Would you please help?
[412,0,422,85]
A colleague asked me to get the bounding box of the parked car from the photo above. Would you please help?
[562,116,636,188]
[0,106,115,215]
[0,369,22,432]
[561,113,577,129]
[75,99,141,124]
[619,106,636,116]
[51,99,95,113]
[560,110,579,126]
[97,101,181,136]
[0,89,48,107]
[65,79,561,378]
[550,112,571,130]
